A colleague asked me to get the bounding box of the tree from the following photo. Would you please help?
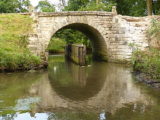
[111,0,146,16]
[64,0,116,11]
[64,0,89,11]
[79,0,115,11]
[0,0,17,13]
[0,0,31,13]
[111,0,159,16]
[153,0,160,14]
[18,0,31,12]
[36,0,55,12]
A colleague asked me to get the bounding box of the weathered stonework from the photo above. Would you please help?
[27,11,152,62]
[110,15,151,62]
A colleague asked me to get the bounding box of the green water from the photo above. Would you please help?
[0,55,160,120]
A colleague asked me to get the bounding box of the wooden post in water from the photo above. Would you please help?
[65,44,86,66]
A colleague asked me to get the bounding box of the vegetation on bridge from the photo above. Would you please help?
[0,14,41,71]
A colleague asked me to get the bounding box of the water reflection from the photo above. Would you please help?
[0,112,54,120]
[99,111,106,120]
[48,60,107,100]
[29,55,154,114]
[0,55,160,120]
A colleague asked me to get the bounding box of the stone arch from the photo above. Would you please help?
[28,12,151,62]
[49,22,108,60]
[29,12,115,61]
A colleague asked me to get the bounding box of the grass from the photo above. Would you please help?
[0,14,41,71]
[132,48,160,80]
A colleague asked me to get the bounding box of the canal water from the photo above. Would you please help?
[0,55,160,120]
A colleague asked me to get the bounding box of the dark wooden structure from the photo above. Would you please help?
[66,44,86,66]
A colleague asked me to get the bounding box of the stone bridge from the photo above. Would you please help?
[28,10,151,62]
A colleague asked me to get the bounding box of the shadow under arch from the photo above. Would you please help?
[48,57,108,101]
[51,23,108,61]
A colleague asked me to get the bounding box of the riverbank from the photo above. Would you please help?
[0,14,42,71]
[133,72,160,88]
[132,49,160,88]
[0,62,48,72]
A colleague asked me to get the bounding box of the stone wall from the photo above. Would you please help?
[27,11,152,62]
[110,15,151,62]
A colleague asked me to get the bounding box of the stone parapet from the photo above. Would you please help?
[35,11,114,17]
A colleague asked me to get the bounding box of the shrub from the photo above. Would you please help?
[147,18,160,49]
[132,49,160,80]
[0,49,41,70]
[148,18,160,38]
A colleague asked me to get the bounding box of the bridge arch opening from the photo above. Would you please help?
[48,23,108,61]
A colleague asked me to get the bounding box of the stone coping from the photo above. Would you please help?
[20,11,114,17]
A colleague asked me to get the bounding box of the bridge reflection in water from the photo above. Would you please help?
[0,55,159,120]
[28,55,153,116]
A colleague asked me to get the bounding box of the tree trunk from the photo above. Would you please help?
[147,0,153,15]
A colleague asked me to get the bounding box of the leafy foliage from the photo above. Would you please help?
[0,0,31,13]
[111,0,147,16]
[48,38,66,53]
[148,18,160,38]
[65,0,115,11]
[54,29,91,48]
[48,29,92,53]
[36,0,55,12]
[55,29,90,45]
[132,49,160,80]
[153,0,160,15]
[64,0,160,16]
[79,2,115,11]
[147,18,160,49]
[64,0,90,11]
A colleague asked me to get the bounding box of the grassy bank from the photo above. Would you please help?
[132,49,160,81]
[0,14,41,71]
